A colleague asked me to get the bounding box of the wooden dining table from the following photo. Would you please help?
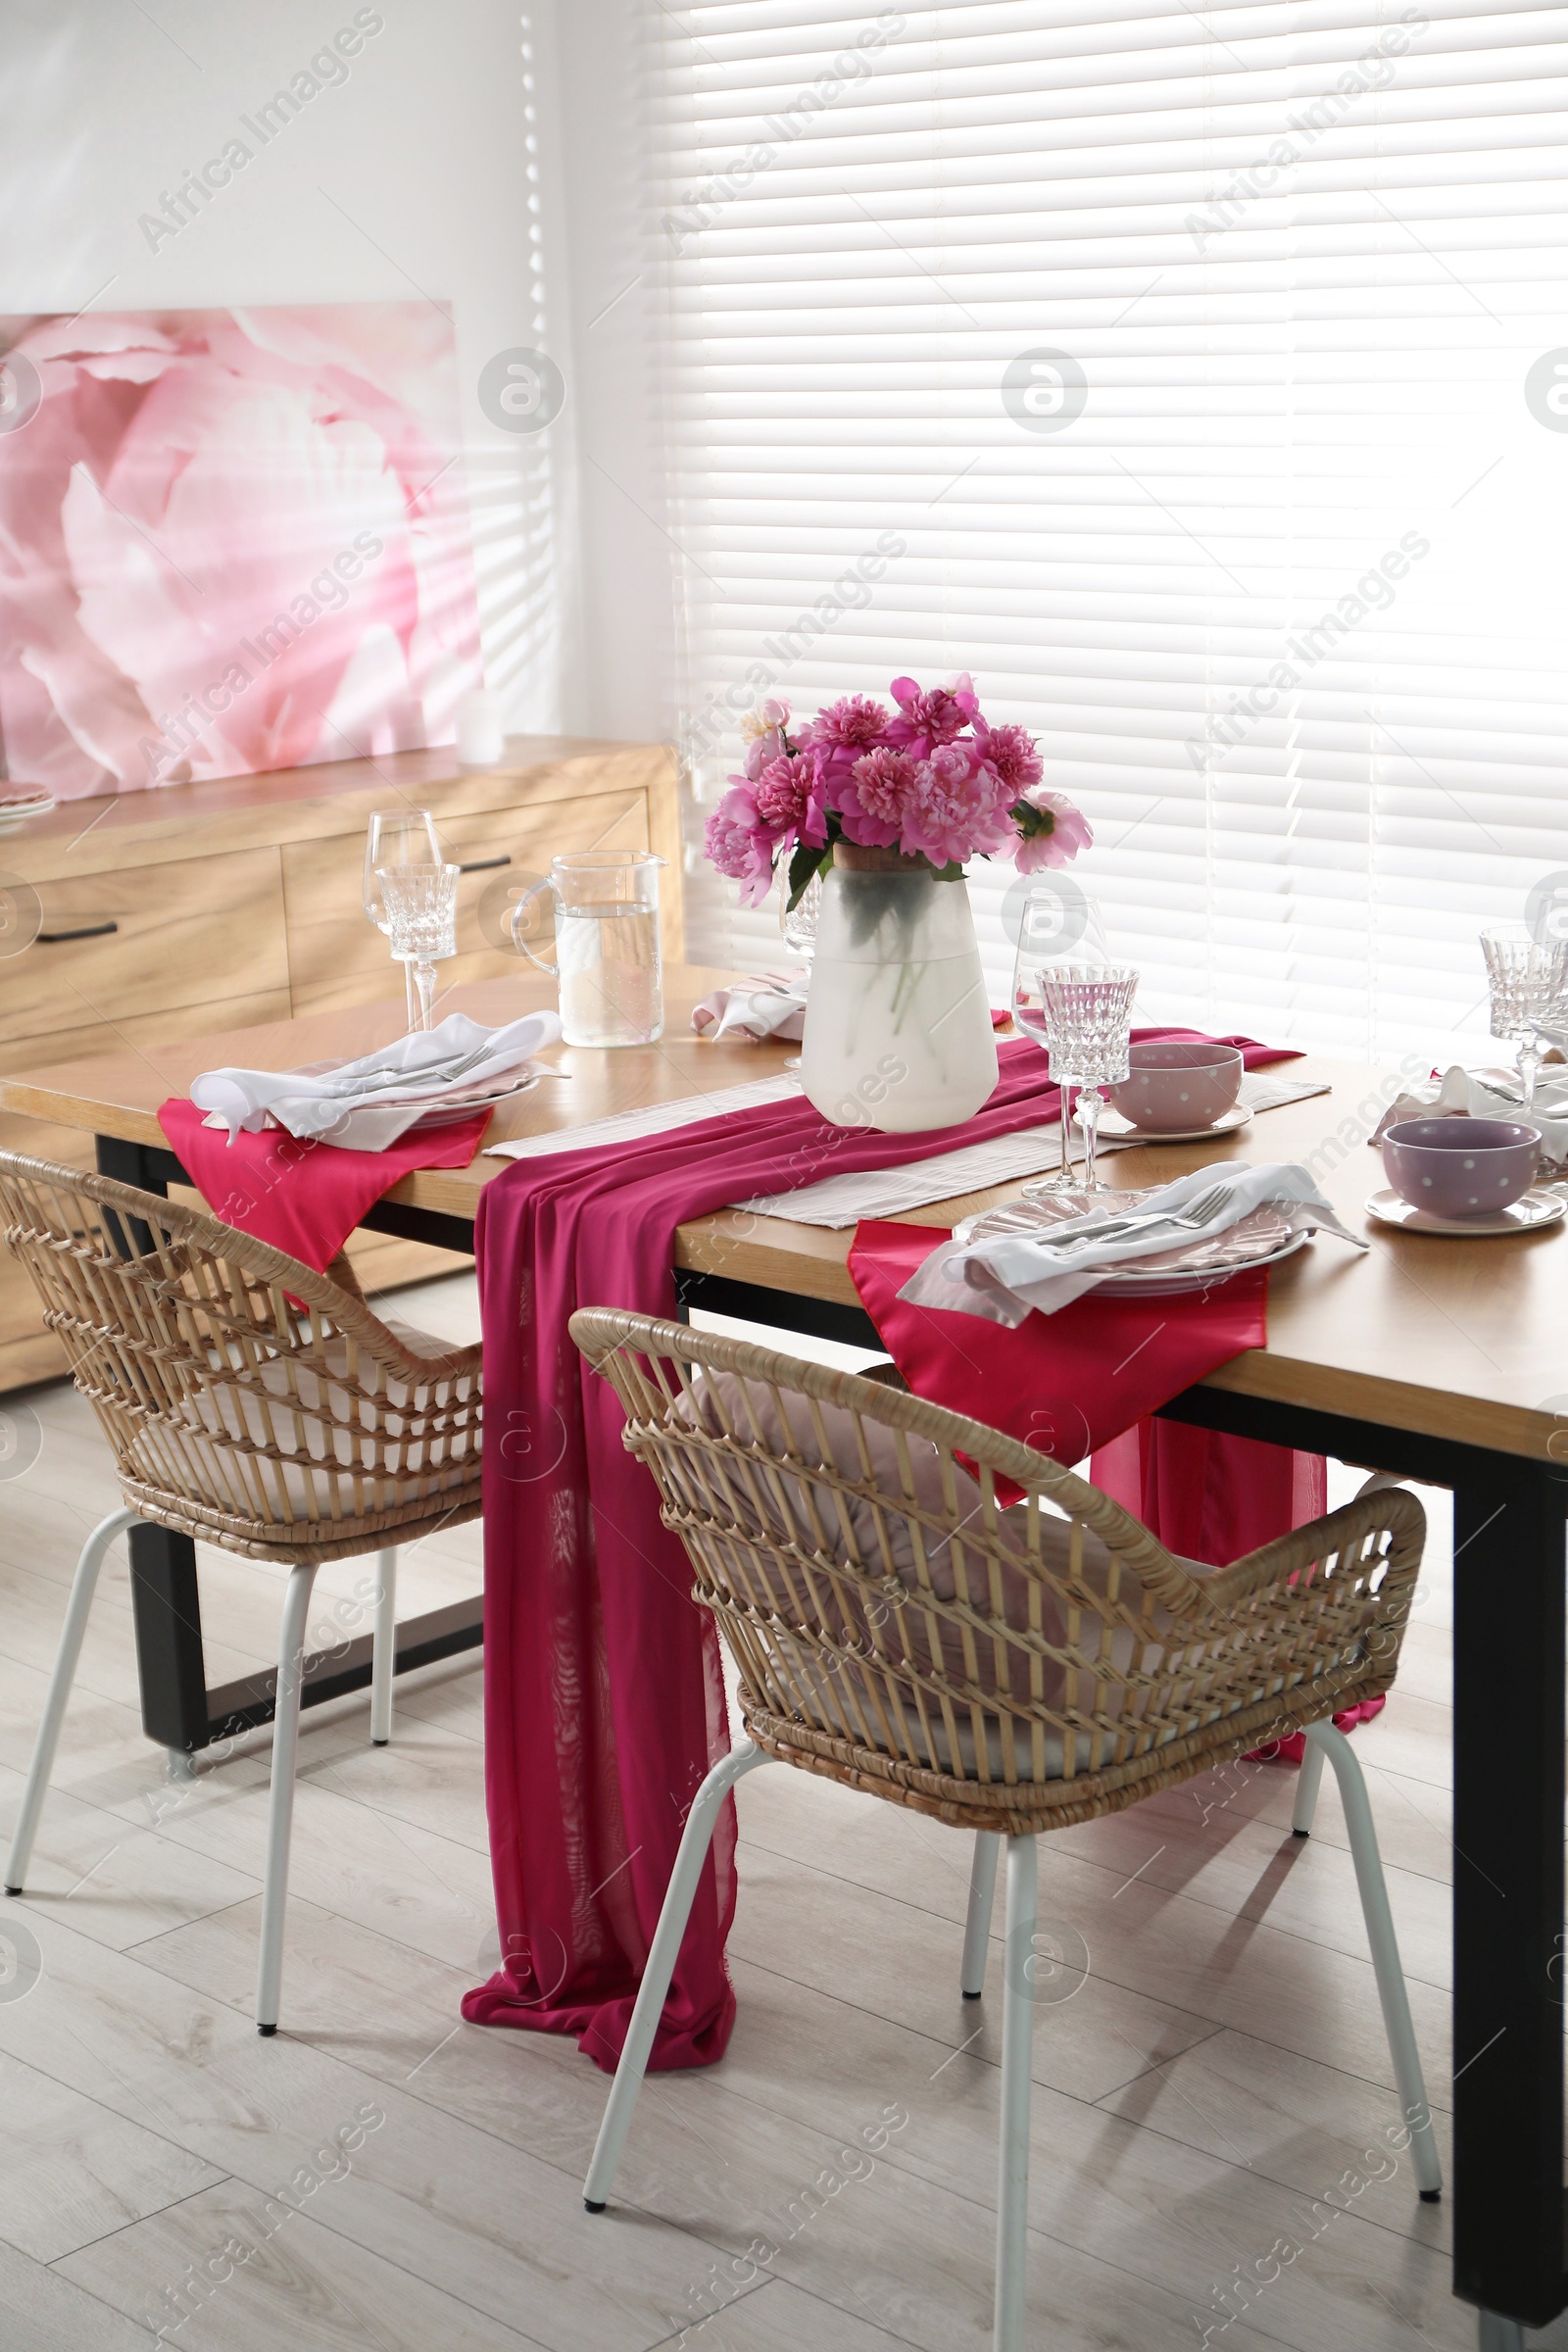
[2,962,1564,2339]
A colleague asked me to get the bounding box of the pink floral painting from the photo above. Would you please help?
[0,303,482,798]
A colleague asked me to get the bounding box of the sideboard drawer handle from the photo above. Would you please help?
[456,855,511,874]
[37,921,120,943]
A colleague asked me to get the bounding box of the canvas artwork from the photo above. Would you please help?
[0,302,482,799]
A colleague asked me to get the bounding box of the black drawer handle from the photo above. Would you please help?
[37,920,119,943]
[457,855,510,874]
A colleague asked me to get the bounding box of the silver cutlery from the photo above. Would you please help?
[1040,1182,1238,1254]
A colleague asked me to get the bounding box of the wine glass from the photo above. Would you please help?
[1039,963,1141,1191]
[364,808,444,1027]
[1481,923,1568,1108]
[377,863,460,1032]
[779,868,821,962]
[1010,891,1111,1192]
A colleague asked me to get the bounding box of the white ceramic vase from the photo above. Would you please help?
[799,846,999,1132]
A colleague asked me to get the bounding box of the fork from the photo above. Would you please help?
[1045,1182,1238,1253]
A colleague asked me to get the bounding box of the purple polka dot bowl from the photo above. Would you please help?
[1380,1116,1541,1218]
[1105,1040,1245,1132]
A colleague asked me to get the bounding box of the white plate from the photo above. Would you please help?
[265,1058,544,1132]
[0,791,54,828]
[1096,1102,1253,1144]
[1101,1227,1309,1294]
[408,1069,543,1126]
[1365,1185,1566,1237]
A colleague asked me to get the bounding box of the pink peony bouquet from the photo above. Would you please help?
[704,674,1091,909]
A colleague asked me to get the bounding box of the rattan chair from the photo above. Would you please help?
[0,1151,483,2033]
[569,1308,1440,2352]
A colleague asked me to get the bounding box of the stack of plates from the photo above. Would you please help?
[0,786,55,830]
[400,1067,544,1128]
[957,1185,1310,1296]
[279,1056,544,1134]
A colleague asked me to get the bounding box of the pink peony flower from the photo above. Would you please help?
[740,695,791,741]
[899,742,1015,867]
[886,671,981,758]
[752,752,810,833]
[704,782,777,906]
[841,743,926,847]
[1013,787,1093,871]
[848,745,918,830]
[740,729,776,780]
[806,693,892,751]
[977,720,1043,797]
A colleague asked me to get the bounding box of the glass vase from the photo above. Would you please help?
[799,847,999,1132]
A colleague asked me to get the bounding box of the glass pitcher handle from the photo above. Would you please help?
[510,878,559,977]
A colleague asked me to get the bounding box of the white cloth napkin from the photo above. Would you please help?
[691,969,809,1043]
[898,1160,1365,1324]
[1370,1062,1568,1165]
[190,1010,563,1152]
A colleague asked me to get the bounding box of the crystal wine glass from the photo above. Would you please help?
[364,808,445,1028]
[1039,963,1141,1191]
[377,862,460,1032]
[779,868,821,962]
[1010,891,1112,1192]
[1481,923,1568,1108]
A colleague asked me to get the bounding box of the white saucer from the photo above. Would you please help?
[1365,1186,1566,1237]
[1097,1102,1252,1144]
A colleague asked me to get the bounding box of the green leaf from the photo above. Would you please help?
[784,839,829,911]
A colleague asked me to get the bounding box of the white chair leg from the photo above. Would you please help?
[1478,2316,1524,2352]
[1292,1732,1327,1837]
[5,1506,138,1895]
[961,1830,1002,1997]
[369,1546,397,1746]
[584,1739,772,2211]
[995,1834,1038,2352]
[1306,1720,1442,2199]
[256,1562,318,2036]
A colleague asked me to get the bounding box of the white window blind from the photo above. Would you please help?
[646,0,1568,1058]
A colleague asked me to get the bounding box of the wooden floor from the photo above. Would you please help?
[0,1274,1554,2351]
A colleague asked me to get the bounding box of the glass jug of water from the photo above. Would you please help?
[513,851,665,1047]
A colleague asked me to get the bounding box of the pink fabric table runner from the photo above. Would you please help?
[463,1029,1310,2074]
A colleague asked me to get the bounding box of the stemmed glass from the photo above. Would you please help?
[364,808,445,1028]
[377,863,460,1032]
[779,869,821,962]
[1010,891,1112,1192]
[1039,963,1141,1191]
[1481,923,1568,1108]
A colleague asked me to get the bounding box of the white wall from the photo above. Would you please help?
[0,0,674,751]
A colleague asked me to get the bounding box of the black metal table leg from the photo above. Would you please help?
[94,1133,179,1258]
[127,1521,210,1759]
[1451,1464,1567,2328]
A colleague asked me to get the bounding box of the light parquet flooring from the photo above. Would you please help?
[0,1277,1560,2350]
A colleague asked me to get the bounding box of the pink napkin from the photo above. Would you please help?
[157,1097,492,1271]
[848,1219,1274,1475]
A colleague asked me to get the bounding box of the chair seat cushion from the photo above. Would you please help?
[134,1323,480,1533]
[670,1371,1236,1778]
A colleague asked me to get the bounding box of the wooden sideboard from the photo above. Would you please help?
[0,737,681,1392]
